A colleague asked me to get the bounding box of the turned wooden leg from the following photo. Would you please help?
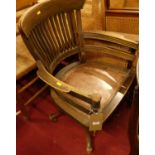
[126,79,137,106]
[85,129,93,153]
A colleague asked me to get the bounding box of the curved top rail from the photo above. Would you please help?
[19,0,85,37]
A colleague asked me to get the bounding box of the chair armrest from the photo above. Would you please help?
[36,61,100,111]
[83,31,139,49]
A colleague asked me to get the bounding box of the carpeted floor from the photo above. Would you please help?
[16,73,131,155]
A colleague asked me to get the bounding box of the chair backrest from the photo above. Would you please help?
[19,0,85,72]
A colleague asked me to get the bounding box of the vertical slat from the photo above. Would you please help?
[33,29,51,65]
[29,35,47,67]
[25,34,38,60]
[66,12,76,47]
[73,10,78,28]
[62,13,73,48]
[35,27,51,64]
[58,13,70,49]
[69,10,78,45]
[30,31,47,61]
[47,18,60,53]
[49,16,63,52]
[54,15,67,51]
[40,23,55,60]
[76,10,84,47]
[26,9,84,68]
[76,10,85,62]
[44,19,58,53]
[37,25,53,62]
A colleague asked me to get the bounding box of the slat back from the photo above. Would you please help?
[19,0,85,70]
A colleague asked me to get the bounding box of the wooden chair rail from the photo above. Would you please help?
[17,76,39,94]
[19,0,85,37]
[16,84,48,116]
[83,44,135,61]
[83,31,138,49]
[106,9,139,15]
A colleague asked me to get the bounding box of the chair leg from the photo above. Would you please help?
[85,129,93,153]
[127,78,137,106]
[128,85,139,155]
[16,94,29,120]
[49,111,63,122]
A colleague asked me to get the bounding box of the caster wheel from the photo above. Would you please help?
[49,114,57,122]
[86,147,93,154]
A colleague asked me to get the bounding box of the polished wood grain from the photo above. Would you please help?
[16,7,30,22]
[19,0,139,152]
[20,0,85,37]
[81,0,105,30]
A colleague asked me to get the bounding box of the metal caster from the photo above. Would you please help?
[49,113,58,122]
[86,129,93,153]
[86,144,93,153]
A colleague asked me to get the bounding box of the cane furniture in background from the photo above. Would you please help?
[19,0,139,152]
[104,0,139,34]
[81,0,139,33]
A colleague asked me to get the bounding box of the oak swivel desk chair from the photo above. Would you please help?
[19,0,139,152]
